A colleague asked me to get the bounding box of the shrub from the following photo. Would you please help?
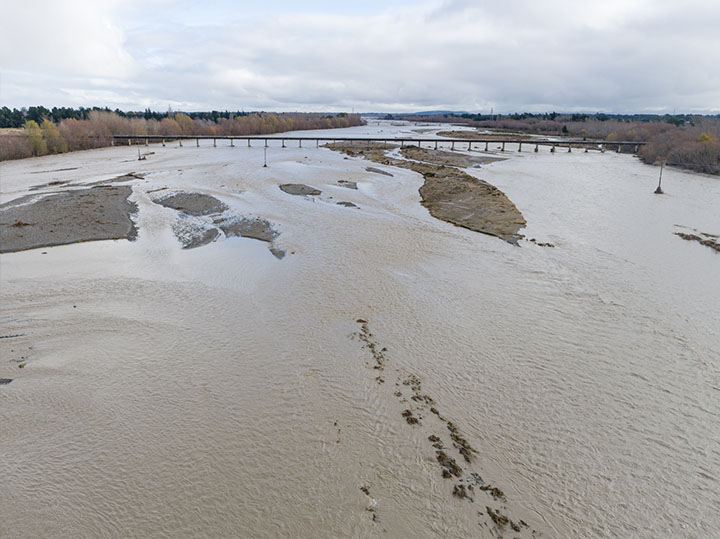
[41,119,68,154]
[24,120,47,156]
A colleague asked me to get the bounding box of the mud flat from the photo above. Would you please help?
[326,143,525,244]
[154,192,228,216]
[0,185,137,253]
[400,146,505,168]
[279,183,321,196]
[153,192,283,257]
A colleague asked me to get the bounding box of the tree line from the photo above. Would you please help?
[0,110,364,161]
[0,106,261,128]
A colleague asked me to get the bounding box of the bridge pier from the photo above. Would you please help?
[616,145,620,153]
[518,142,522,152]
[468,142,472,151]
[551,145,555,153]
[230,139,234,147]
[299,140,302,148]
[485,142,488,151]
[435,141,438,150]
[179,139,183,147]
[316,139,319,148]
[265,139,268,147]
[128,139,132,146]
[162,139,165,147]
[402,140,405,147]
[568,145,571,153]
[534,143,539,152]
[213,138,216,147]
[584,145,588,153]
[196,138,199,147]
[634,145,639,153]
[282,139,286,148]
[248,139,251,147]
[145,138,148,146]
[501,142,505,151]
[451,141,454,150]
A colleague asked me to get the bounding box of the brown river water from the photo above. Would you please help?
[1,122,719,538]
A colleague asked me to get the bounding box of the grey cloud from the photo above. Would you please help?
[1,0,718,113]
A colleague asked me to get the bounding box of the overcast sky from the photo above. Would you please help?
[1,0,719,113]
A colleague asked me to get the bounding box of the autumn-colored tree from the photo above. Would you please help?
[24,120,47,156]
[158,117,182,136]
[41,119,68,153]
[175,113,194,134]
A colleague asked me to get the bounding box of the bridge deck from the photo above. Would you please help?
[111,135,643,146]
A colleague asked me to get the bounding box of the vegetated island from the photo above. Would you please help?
[388,112,720,175]
[325,142,526,244]
[0,107,364,161]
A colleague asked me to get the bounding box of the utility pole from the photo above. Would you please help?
[654,163,664,194]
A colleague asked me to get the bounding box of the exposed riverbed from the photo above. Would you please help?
[1,121,718,538]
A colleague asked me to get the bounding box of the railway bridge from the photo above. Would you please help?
[112,135,645,154]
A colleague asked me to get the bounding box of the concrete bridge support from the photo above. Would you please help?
[534,143,539,152]
[501,142,505,151]
[435,141,438,150]
[162,139,165,147]
[551,145,555,153]
[179,139,183,147]
[282,139,286,148]
[485,142,489,151]
[213,138,217,147]
[568,145,571,152]
[518,142,523,152]
[230,139,234,147]
[451,141,454,150]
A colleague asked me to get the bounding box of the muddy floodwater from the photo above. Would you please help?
[1,121,719,538]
